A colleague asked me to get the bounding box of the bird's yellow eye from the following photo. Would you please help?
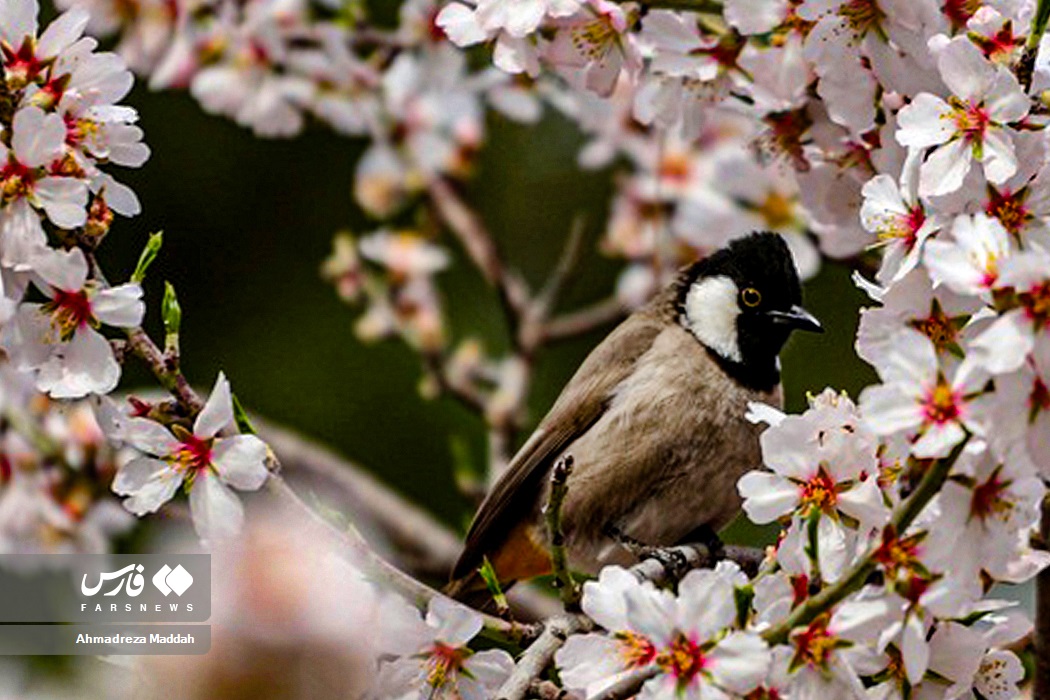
[741,287,762,307]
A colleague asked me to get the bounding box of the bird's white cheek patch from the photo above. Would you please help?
[684,276,742,362]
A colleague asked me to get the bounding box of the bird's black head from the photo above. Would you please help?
[676,232,822,392]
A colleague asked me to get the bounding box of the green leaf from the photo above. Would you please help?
[478,557,509,614]
[162,281,181,338]
[231,391,257,435]
[131,231,163,283]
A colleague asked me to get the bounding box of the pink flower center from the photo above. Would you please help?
[873,530,922,580]
[909,301,959,352]
[1019,281,1050,331]
[1,157,35,201]
[570,15,620,61]
[950,100,991,144]
[922,379,961,426]
[972,21,1024,63]
[799,467,838,515]
[616,630,657,668]
[425,641,469,689]
[791,615,838,670]
[839,0,886,39]
[878,205,926,246]
[970,467,1012,522]
[657,633,706,686]
[986,187,1031,236]
[942,0,981,30]
[690,33,744,69]
[46,289,95,340]
[1,38,47,87]
[171,435,214,474]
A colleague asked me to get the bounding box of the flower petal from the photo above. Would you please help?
[427,594,482,646]
[707,632,770,695]
[211,435,269,491]
[189,469,244,541]
[92,283,144,328]
[194,372,234,438]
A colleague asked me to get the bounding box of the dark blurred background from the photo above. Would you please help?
[99,85,877,532]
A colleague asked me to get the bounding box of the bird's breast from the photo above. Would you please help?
[551,326,779,572]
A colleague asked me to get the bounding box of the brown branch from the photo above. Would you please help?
[426,177,529,330]
[421,350,489,416]
[124,327,204,415]
[253,417,563,621]
[263,474,529,640]
[541,297,626,343]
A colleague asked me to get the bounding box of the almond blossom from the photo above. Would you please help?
[923,213,1012,297]
[739,392,888,580]
[0,247,142,398]
[925,449,1046,592]
[545,0,640,97]
[370,595,514,700]
[896,36,1029,197]
[861,151,943,284]
[970,246,1050,373]
[104,373,270,541]
[859,331,987,458]
[0,106,88,266]
[557,563,771,700]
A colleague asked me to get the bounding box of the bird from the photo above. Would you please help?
[446,231,822,603]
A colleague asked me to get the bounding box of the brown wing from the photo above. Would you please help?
[450,310,667,582]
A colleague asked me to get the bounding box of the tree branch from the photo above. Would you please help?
[496,614,592,700]
[426,176,529,334]
[253,417,562,620]
[263,474,531,641]
[124,327,204,415]
[544,456,580,610]
[541,297,626,343]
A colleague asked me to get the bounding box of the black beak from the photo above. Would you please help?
[766,305,823,333]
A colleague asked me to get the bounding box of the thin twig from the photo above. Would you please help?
[426,177,529,334]
[762,436,970,646]
[250,417,563,620]
[542,297,626,343]
[629,543,767,586]
[263,475,530,640]
[495,614,592,700]
[544,456,580,610]
[522,216,589,353]
[124,327,204,415]
[421,350,489,415]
